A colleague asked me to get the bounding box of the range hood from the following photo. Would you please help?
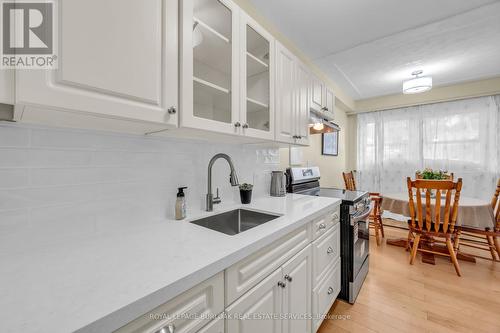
[309,109,340,134]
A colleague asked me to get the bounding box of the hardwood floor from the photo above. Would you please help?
[318,225,500,333]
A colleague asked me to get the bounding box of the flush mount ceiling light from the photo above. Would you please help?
[403,70,432,94]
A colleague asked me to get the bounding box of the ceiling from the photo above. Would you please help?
[248,0,500,100]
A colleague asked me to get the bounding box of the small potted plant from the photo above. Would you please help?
[239,183,253,204]
[416,168,451,197]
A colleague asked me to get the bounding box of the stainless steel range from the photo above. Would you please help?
[286,167,371,304]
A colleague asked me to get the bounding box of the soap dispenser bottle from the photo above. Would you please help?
[175,187,187,220]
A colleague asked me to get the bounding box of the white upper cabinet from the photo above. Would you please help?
[180,0,240,135]
[310,75,325,113]
[294,61,310,146]
[0,70,14,105]
[275,42,296,144]
[324,86,335,116]
[310,73,335,119]
[239,12,275,140]
[16,0,178,127]
[275,42,310,146]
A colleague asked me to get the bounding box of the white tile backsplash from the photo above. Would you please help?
[0,123,281,227]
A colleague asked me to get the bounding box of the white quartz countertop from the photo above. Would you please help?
[0,194,340,333]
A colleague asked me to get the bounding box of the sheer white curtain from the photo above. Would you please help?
[357,95,500,200]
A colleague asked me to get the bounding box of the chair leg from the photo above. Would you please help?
[375,223,381,246]
[493,236,500,260]
[379,217,385,238]
[486,235,498,260]
[446,238,462,277]
[406,230,413,251]
[453,230,461,252]
[410,234,421,265]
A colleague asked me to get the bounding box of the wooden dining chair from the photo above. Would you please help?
[457,179,500,261]
[343,171,385,245]
[343,171,357,191]
[406,177,463,276]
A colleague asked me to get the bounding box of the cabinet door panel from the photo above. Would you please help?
[275,42,295,144]
[324,87,335,115]
[240,12,275,140]
[312,224,340,287]
[226,269,282,333]
[295,61,310,146]
[17,0,177,127]
[181,0,240,135]
[282,245,312,333]
[312,258,341,332]
[310,75,324,113]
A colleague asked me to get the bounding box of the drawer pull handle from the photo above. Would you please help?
[318,223,327,230]
[332,213,339,219]
[278,281,287,288]
[284,274,293,282]
[328,287,334,295]
[327,247,334,254]
[156,324,175,333]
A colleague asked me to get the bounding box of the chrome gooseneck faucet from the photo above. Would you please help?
[206,153,239,211]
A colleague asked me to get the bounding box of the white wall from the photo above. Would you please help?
[280,106,349,188]
[0,123,279,234]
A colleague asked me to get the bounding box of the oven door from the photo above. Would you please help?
[351,207,370,280]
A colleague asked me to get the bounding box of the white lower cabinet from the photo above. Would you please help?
[312,258,341,332]
[114,272,224,333]
[226,268,283,333]
[282,245,312,333]
[312,224,340,287]
[226,245,312,333]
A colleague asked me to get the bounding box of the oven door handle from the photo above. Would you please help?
[351,206,371,225]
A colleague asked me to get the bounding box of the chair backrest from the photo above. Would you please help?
[415,172,454,181]
[343,171,356,191]
[492,179,500,230]
[406,177,463,234]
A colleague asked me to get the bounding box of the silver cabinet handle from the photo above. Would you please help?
[332,213,339,220]
[318,223,326,230]
[327,246,333,254]
[328,287,334,295]
[278,281,286,288]
[242,123,249,129]
[167,106,176,114]
[234,122,241,127]
[156,323,175,333]
[284,275,292,282]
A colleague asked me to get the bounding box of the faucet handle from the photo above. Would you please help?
[213,188,221,204]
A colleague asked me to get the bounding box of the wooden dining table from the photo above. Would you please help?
[381,192,495,264]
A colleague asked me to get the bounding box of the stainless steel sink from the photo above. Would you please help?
[190,209,280,235]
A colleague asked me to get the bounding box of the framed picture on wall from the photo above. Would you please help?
[322,132,338,156]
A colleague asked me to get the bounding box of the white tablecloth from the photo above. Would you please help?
[382,192,495,229]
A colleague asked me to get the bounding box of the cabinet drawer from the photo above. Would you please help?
[312,258,341,332]
[225,224,310,305]
[114,272,224,333]
[312,205,340,240]
[312,223,340,287]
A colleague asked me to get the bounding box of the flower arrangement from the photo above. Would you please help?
[416,168,450,180]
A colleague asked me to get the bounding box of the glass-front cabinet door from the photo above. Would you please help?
[181,0,240,134]
[239,12,275,140]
